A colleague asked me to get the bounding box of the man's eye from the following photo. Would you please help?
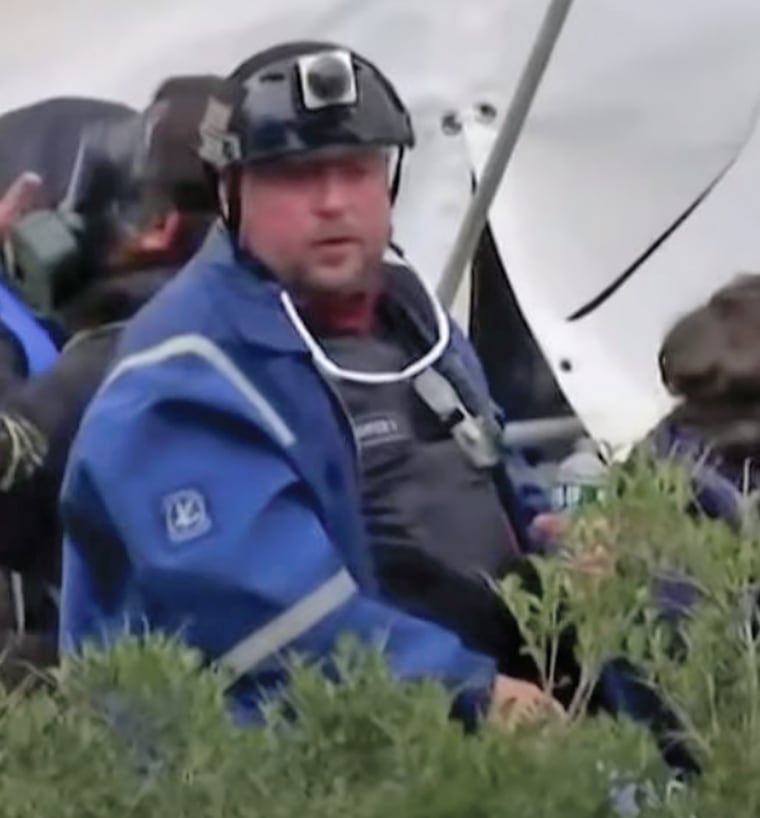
[343,160,372,177]
[280,163,315,181]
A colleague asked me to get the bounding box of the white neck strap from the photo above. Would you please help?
[280,254,450,385]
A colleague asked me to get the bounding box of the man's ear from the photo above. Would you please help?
[137,210,182,252]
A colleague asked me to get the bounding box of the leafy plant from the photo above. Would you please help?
[0,457,756,814]
[501,452,760,811]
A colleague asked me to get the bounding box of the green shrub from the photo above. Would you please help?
[0,636,668,818]
[0,456,757,816]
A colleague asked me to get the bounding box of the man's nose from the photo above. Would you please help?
[313,167,350,213]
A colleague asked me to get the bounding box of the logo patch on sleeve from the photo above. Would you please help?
[163,488,212,543]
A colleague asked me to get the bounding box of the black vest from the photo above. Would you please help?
[316,265,540,677]
[323,331,516,576]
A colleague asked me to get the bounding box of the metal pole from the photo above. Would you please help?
[501,415,584,447]
[437,0,575,307]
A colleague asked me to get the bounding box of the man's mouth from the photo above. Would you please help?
[313,236,357,246]
[311,237,360,258]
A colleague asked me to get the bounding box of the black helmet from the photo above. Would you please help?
[199,41,414,170]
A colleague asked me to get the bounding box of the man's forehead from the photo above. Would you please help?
[253,145,389,169]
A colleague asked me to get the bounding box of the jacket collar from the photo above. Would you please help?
[197,224,309,355]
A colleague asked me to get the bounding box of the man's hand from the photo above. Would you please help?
[529,512,567,544]
[488,675,565,730]
[531,512,616,578]
[0,173,44,242]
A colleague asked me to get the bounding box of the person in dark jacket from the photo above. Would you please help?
[0,97,135,204]
[594,274,760,775]
[0,97,139,397]
[652,273,760,521]
[0,75,220,680]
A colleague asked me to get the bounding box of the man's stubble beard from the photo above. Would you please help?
[284,245,386,298]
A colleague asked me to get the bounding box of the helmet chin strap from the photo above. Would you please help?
[280,246,451,384]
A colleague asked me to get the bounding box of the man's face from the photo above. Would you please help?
[236,147,392,296]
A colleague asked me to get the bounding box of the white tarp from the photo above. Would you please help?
[3,0,760,447]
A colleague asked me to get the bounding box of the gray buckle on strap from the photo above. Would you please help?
[412,368,499,468]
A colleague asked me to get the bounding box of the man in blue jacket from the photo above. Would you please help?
[59,41,559,726]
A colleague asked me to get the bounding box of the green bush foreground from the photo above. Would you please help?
[2,455,760,817]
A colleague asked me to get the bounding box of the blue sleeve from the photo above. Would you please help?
[647,420,744,530]
[501,450,554,521]
[60,362,495,719]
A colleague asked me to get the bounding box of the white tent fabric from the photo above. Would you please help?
[2,0,760,447]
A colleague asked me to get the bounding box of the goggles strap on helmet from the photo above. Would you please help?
[389,147,405,203]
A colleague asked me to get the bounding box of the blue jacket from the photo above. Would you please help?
[648,419,756,530]
[59,227,498,722]
[0,276,59,376]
